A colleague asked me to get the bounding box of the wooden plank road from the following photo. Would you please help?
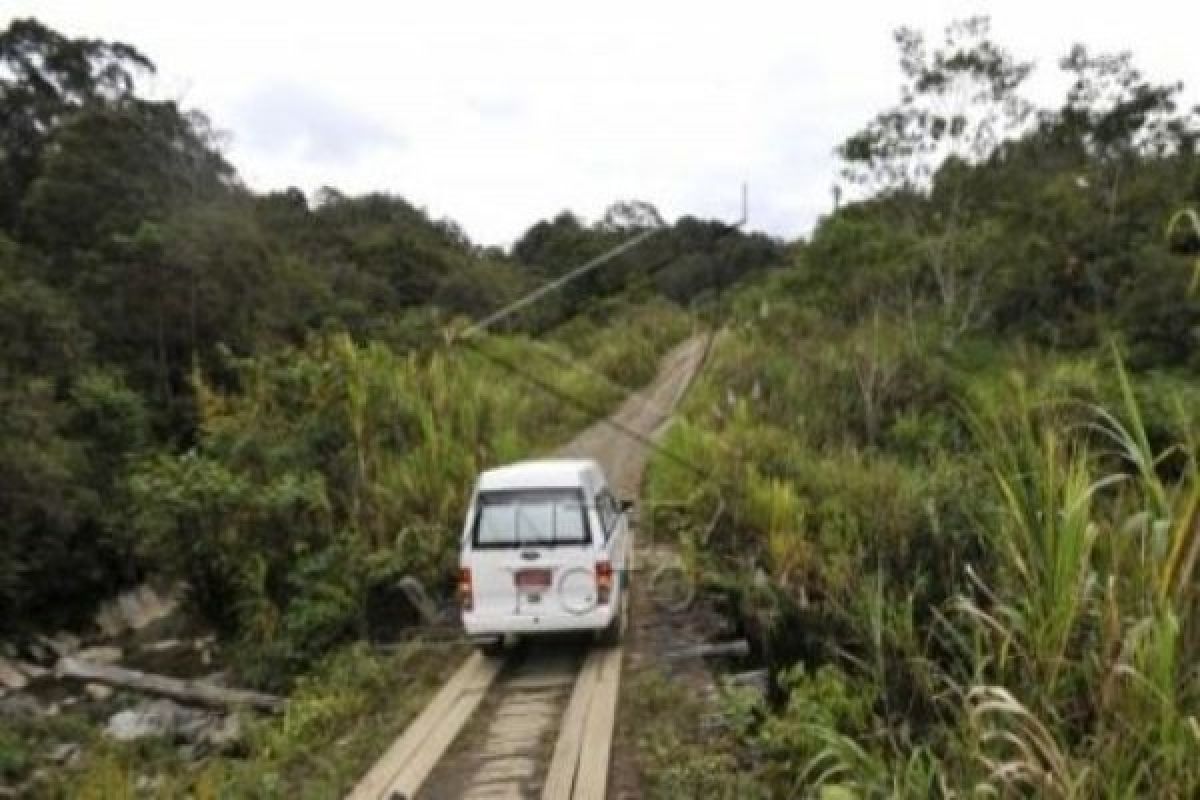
[346,334,711,800]
[346,651,503,800]
[541,644,622,800]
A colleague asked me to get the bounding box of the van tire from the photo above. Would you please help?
[596,616,620,646]
[479,637,506,657]
[595,595,627,646]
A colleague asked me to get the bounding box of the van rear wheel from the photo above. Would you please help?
[595,596,627,646]
[479,637,506,657]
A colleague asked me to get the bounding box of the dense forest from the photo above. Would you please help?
[0,18,777,653]
[1,12,1199,798]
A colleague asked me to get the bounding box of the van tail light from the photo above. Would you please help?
[595,560,613,606]
[458,567,474,612]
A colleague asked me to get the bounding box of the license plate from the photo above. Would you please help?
[515,568,552,590]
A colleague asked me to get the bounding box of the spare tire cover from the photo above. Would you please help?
[557,566,596,614]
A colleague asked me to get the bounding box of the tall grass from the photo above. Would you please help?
[952,353,1199,797]
[637,311,1200,798]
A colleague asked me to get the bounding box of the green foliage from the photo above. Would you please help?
[644,298,1200,795]
[128,302,687,680]
[0,726,30,781]
[0,18,153,231]
[644,55,1199,780]
[622,669,764,799]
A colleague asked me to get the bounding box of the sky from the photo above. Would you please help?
[4,1,1198,246]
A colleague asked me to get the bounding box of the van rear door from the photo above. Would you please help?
[468,488,597,619]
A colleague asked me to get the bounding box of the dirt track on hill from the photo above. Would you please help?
[555,333,711,496]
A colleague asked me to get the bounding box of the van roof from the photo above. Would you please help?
[478,459,600,491]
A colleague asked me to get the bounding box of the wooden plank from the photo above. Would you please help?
[540,649,604,800]
[384,673,498,797]
[345,651,501,800]
[548,521,634,799]
[571,645,623,800]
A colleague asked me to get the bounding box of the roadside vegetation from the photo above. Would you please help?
[0,17,765,795]
[1,10,1197,798]
[638,17,1200,799]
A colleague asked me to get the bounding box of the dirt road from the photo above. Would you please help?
[347,333,710,800]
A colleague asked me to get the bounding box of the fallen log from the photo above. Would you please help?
[56,657,284,713]
[726,668,769,689]
[662,639,750,661]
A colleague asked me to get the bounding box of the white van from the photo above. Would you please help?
[458,459,630,649]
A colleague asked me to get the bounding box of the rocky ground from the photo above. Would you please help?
[0,583,261,795]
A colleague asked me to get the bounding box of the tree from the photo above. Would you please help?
[1052,46,1198,230]
[838,16,1033,194]
[837,17,1035,345]
[597,200,665,232]
[22,100,233,264]
[0,18,153,230]
[0,234,148,632]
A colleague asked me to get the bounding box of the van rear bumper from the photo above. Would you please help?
[462,603,617,636]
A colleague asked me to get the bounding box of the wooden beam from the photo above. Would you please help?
[541,649,603,799]
[571,645,622,800]
[345,650,502,800]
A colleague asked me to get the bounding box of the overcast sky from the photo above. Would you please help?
[5,1,1198,245]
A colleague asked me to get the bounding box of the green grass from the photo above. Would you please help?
[636,287,1200,797]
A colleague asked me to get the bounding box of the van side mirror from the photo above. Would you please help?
[620,499,635,514]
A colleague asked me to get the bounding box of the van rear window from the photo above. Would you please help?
[472,488,591,548]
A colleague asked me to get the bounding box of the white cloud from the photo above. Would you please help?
[4,1,1197,245]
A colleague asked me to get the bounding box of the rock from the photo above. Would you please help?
[139,638,182,654]
[74,646,122,666]
[18,662,48,681]
[85,683,114,702]
[105,699,209,742]
[95,585,180,637]
[106,700,182,741]
[44,742,80,765]
[192,634,217,651]
[0,657,28,691]
[104,699,240,750]
[200,713,241,750]
[25,641,49,664]
[36,632,80,660]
